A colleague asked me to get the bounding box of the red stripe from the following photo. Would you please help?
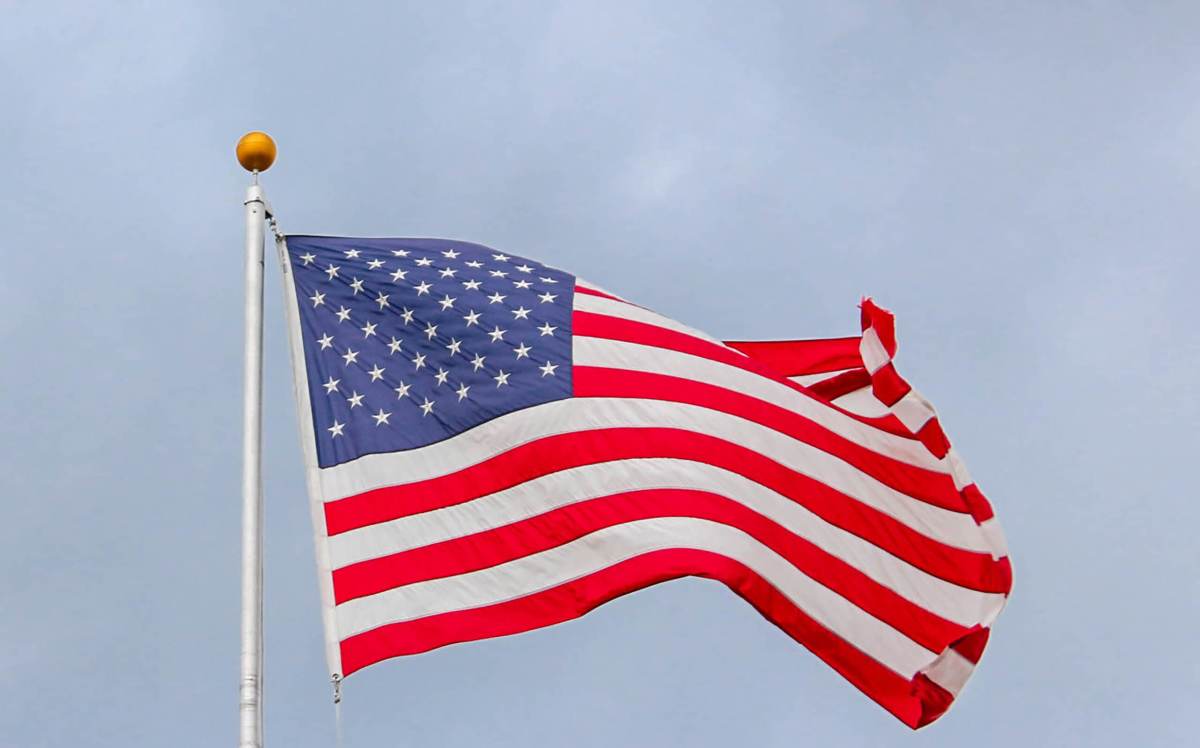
[860,298,898,357]
[805,368,872,401]
[723,338,863,377]
[333,488,969,651]
[916,418,951,460]
[575,310,925,443]
[577,309,786,382]
[338,548,957,729]
[950,626,990,664]
[324,427,1011,594]
[870,362,911,406]
[961,485,995,523]
[912,674,955,727]
[574,366,967,513]
[575,285,625,303]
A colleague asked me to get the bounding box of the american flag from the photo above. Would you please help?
[280,236,1011,729]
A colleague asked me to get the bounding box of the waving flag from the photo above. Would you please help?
[279,236,1011,728]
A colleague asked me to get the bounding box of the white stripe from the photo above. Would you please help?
[575,291,730,347]
[319,397,991,554]
[329,458,1006,627]
[922,648,976,697]
[832,388,891,418]
[892,389,935,433]
[945,448,973,492]
[789,368,858,386]
[979,518,1008,560]
[576,280,629,303]
[574,335,945,471]
[334,516,936,678]
[860,327,890,375]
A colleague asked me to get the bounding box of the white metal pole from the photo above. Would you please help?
[239,180,268,748]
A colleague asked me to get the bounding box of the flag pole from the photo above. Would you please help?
[236,131,277,748]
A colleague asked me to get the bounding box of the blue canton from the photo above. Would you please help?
[286,237,575,468]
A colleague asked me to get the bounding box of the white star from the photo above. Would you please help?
[344,249,361,258]
[456,383,470,401]
[441,249,460,259]
[539,361,559,377]
[489,269,508,278]
[335,306,352,323]
[462,279,482,291]
[470,353,486,371]
[438,267,458,279]
[299,252,316,265]
[309,291,326,307]
[424,322,438,340]
[392,249,410,257]
[439,294,456,311]
[412,352,427,370]
[511,306,531,320]
[465,260,484,268]
[515,264,534,274]
[487,291,507,305]
[360,322,377,338]
[390,268,408,282]
[368,364,385,382]
[415,257,434,267]
[387,337,403,355]
[342,348,359,366]
[538,292,557,304]
[325,264,341,279]
[375,292,390,310]
[419,397,435,416]
[540,276,558,284]
[349,277,365,295]
[514,342,532,359]
[414,281,432,296]
[493,253,510,262]
[394,381,411,399]
[322,376,340,394]
[367,259,385,270]
[434,368,449,386]
[493,369,510,387]
[538,322,557,337]
[512,279,532,290]
[317,333,334,350]
[488,325,507,343]
[372,408,391,426]
[400,307,414,325]
[327,420,345,437]
[346,391,364,409]
[463,309,481,327]
[445,338,462,355]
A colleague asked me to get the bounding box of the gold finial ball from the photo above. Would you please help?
[236,131,276,172]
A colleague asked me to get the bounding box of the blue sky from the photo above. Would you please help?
[2,2,1197,745]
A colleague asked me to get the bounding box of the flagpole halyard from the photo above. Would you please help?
[237,131,275,748]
